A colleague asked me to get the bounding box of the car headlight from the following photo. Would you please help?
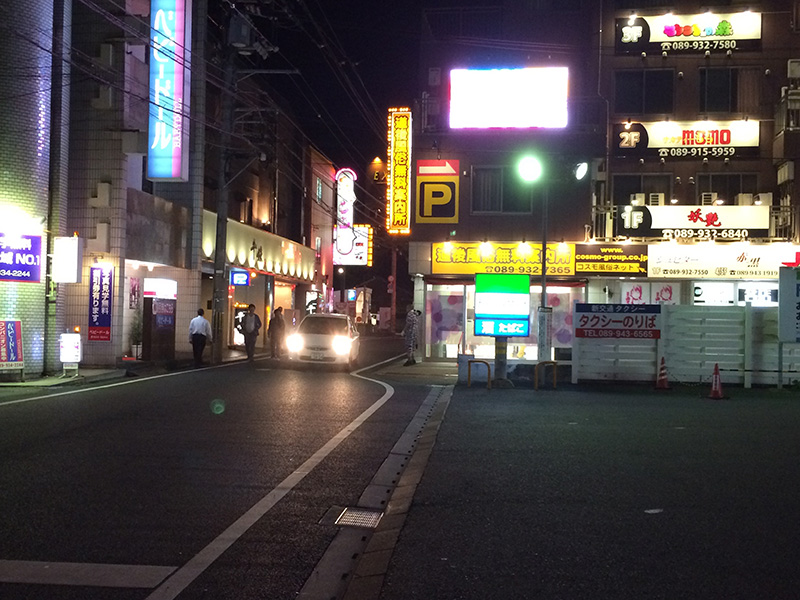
[286,333,304,353]
[331,335,352,356]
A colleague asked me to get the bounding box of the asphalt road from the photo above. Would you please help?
[0,337,418,600]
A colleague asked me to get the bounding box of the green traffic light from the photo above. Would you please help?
[518,156,543,182]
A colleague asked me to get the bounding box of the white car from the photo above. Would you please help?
[285,314,360,370]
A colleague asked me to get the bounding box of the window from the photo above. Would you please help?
[471,166,537,214]
[697,173,758,203]
[700,68,759,114]
[615,70,673,115]
[315,177,323,204]
[612,174,671,205]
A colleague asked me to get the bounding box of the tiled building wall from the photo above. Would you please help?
[0,0,55,377]
[66,1,130,366]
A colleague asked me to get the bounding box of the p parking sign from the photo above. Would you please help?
[416,160,459,223]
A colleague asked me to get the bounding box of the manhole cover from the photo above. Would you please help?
[334,507,383,529]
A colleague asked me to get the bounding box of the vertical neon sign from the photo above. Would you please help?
[147,0,192,181]
[387,107,412,235]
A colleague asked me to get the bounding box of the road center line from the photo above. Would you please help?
[145,375,396,600]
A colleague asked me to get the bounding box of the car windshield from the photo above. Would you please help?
[299,317,349,335]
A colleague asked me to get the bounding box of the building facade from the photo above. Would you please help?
[403,1,800,363]
[0,0,335,377]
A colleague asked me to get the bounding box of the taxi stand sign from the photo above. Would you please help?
[778,267,800,343]
[474,273,531,337]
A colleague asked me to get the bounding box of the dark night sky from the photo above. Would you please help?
[252,0,423,171]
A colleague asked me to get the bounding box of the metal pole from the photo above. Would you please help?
[211,49,235,364]
[541,186,548,307]
[538,186,552,362]
[390,245,397,333]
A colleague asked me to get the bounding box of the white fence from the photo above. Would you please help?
[572,305,800,387]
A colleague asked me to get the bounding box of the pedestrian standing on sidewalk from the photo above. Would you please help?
[188,308,212,367]
[268,306,285,358]
[402,304,419,366]
[238,303,262,362]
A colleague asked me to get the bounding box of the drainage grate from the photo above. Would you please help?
[334,507,383,529]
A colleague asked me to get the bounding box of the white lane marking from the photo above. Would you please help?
[0,353,404,408]
[0,560,176,588]
[0,361,244,407]
[146,377,396,600]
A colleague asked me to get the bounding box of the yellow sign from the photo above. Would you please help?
[432,241,576,276]
[416,160,459,223]
[387,108,412,234]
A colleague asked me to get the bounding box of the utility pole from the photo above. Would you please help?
[211,48,235,364]
[390,244,397,332]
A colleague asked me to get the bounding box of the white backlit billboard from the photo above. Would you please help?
[449,67,568,129]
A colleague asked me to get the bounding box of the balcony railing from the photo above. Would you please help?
[591,204,795,243]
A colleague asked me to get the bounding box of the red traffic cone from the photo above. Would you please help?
[708,363,725,399]
[656,357,670,390]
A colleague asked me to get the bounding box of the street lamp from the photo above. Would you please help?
[518,155,551,361]
[517,156,588,361]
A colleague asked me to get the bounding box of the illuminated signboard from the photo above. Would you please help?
[143,277,178,299]
[616,11,761,54]
[147,0,192,181]
[0,234,42,282]
[648,243,800,280]
[614,120,759,159]
[575,304,661,339]
[387,108,412,235]
[474,274,531,337]
[88,265,113,341]
[432,241,575,276]
[333,224,373,266]
[617,205,769,240]
[52,236,82,283]
[334,168,359,258]
[0,321,23,370]
[574,244,648,276]
[59,333,82,364]
[230,270,250,286]
[416,160,459,223]
[449,67,568,129]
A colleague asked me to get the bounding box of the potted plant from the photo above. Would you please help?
[130,310,143,359]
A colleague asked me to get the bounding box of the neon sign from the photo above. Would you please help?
[147,0,191,181]
[387,108,412,235]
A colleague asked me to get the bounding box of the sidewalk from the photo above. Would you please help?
[348,379,800,600]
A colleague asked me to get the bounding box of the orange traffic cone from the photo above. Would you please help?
[708,363,725,399]
[656,357,670,390]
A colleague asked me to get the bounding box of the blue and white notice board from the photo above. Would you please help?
[474,273,531,337]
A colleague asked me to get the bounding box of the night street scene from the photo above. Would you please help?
[3,1,800,599]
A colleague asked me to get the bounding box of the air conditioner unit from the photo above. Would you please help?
[789,59,800,79]
[754,192,773,206]
[701,192,718,206]
[735,193,754,206]
[648,193,665,206]
[630,193,645,206]
[778,162,795,185]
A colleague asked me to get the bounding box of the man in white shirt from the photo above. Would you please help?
[189,308,213,367]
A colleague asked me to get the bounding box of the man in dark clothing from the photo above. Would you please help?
[268,306,286,358]
[238,303,262,361]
